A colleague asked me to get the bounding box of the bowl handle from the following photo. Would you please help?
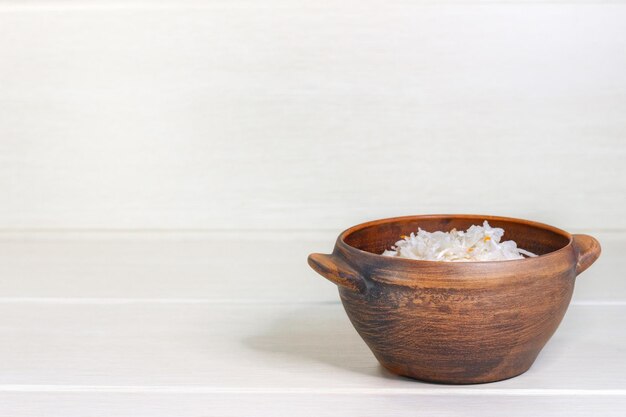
[572,234,601,276]
[307,253,367,293]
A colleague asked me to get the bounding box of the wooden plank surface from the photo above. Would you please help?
[1,393,625,417]
[0,2,624,230]
[0,231,622,302]
[0,302,624,390]
[0,300,625,416]
[0,233,623,415]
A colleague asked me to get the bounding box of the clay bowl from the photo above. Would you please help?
[307,214,601,384]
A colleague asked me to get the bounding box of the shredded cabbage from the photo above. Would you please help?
[381,221,537,262]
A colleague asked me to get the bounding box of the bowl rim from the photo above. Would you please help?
[337,214,574,267]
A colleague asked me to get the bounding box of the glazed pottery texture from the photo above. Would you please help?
[308,215,601,384]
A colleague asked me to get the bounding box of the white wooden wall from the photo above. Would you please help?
[1,1,625,416]
[0,0,624,231]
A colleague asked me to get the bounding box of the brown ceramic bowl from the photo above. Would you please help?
[307,214,601,384]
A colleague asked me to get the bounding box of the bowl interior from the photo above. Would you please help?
[342,215,571,258]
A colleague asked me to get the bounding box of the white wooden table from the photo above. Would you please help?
[1,231,624,416]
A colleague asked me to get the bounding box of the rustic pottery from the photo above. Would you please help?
[308,214,601,384]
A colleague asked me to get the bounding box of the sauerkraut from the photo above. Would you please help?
[381,221,537,262]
